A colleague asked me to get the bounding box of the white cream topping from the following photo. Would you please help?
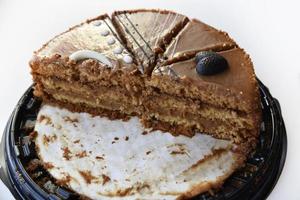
[100,29,110,36]
[69,50,112,67]
[93,21,102,26]
[107,37,116,45]
[113,47,123,54]
[123,55,133,64]
[35,105,239,200]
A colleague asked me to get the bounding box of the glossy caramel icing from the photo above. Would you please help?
[163,19,237,64]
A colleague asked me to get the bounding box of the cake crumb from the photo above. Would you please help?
[43,134,57,145]
[75,151,87,158]
[63,116,79,123]
[79,170,97,184]
[38,115,52,125]
[56,174,72,186]
[102,174,111,185]
[62,147,71,160]
[142,131,148,135]
[73,139,80,144]
[44,162,54,169]
[170,151,185,155]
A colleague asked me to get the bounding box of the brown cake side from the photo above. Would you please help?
[30,14,145,118]
[145,48,261,152]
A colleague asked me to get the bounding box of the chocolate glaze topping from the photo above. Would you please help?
[154,48,259,110]
[112,9,189,74]
[36,14,135,71]
[163,19,237,65]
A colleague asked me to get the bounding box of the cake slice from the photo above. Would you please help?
[30,9,261,151]
[145,48,261,151]
[30,14,144,117]
[112,9,189,74]
[162,19,237,65]
[29,9,262,198]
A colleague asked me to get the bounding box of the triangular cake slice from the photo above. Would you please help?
[145,48,261,152]
[30,14,144,117]
[112,9,189,74]
[162,19,237,65]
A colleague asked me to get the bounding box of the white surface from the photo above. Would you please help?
[0,0,299,199]
[35,105,235,199]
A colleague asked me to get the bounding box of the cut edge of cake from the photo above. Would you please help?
[146,47,261,154]
[30,13,145,118]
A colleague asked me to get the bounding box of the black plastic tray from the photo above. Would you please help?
[0,80,287,200]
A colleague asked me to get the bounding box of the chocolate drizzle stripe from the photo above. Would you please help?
[123,13,153,52]
[154,12,172,48]
[168,14,180,56]
[170,33,179,58]
[115,15,151,63]
[148,13,160,43]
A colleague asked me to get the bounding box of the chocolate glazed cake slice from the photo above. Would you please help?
[161,19,237,65]
[145,48,261,153]
[112,9,189,74]
[30,14,144,117]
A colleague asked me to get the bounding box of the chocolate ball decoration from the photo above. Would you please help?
[195,51,228,75]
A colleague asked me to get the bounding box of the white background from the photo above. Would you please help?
[0,0,299,199]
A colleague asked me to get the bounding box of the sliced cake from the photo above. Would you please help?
[112,9,189,74]
[146,48,261,151]
[30,14,144,117]
[29,8,262,199]
[30,10,261,149]
[162,19,237,65]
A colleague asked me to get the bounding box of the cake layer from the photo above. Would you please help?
[35,74,256,131]
[31,58,143,91]
[142,118,257,151]
[162,19,237,65]
[34,77,142,115]
[39,90,139,119]
[150,48,261,114]
[112,9,189,74]
[33,75,142,105]
[143,93,256,130]
[34,75,258,147]
[48,91,139,115]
